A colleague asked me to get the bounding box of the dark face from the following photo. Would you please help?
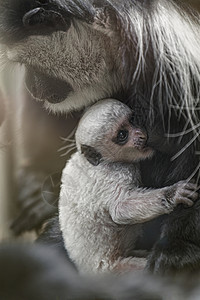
[0,0,119,114]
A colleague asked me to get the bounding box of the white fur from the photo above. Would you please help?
[134,1,200,127]
[59,152,140,274]
[59,99,194,275]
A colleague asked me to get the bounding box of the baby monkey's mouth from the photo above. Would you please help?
[133,134,154,157]
[135,143,153,154]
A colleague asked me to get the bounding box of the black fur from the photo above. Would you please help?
[2,242,200,299]
[0,0,95,44]
[26,69,74,104]
[37,216,74,265]
[0,243,109,300]
[146,200,200,275]
[81,145,102,166]
[0,0,199,276]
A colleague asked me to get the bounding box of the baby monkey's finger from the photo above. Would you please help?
[181,190,199,201]
[177,197,194,207]
[183,182,198,191]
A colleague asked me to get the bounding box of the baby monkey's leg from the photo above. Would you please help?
[109,182,198,225]
[111,257,147,274]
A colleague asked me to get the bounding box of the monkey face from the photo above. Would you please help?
[76,99,154,165]
[99,117,154,163]
[0,0,121,113]
[0,0,199,135]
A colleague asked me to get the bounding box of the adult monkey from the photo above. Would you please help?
[0,0,199,275]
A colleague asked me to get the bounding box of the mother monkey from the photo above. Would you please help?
[0,0,199,275]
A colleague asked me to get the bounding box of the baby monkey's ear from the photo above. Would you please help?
[81,145,102,166]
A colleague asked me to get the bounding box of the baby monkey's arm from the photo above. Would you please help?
[109,181,198,225]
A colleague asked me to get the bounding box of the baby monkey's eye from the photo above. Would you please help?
[116,129,129,145]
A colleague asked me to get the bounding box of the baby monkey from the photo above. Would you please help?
[59,99,198,275]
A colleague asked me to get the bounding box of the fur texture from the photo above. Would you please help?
[3,242,200,300]
[59,99,198,274]
[0,0,200,274]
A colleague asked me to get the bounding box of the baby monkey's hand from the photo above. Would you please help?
[164,181,198,209]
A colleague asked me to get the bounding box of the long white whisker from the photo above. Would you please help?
[60,137,76,143]
[171,130,200,161]
[60,125,77,143]
[60,146,77,157]
[58,143,76,152]
[166,122,200,138]
[187,162,200,183]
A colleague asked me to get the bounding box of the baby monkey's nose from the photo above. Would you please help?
[135,129,147,141]
[133,129,147,149]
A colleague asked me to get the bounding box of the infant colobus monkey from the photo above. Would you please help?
[59,99,198,275]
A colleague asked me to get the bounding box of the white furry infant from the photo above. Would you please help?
[59,99,197,275]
